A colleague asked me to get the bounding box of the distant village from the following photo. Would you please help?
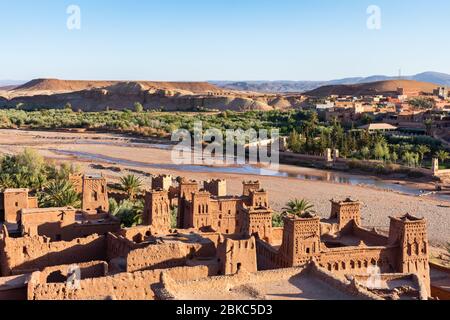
[308,86,450,139]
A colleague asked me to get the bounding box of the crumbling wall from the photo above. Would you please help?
[106,233,136,261]
[307,263,382,300]
[157,263,380,300]
[126,242,215,272]
[38,261,108,283]
[63,222,121,242]
[1,235,106,276]
[29,265,214,300]
[217,237,257,275]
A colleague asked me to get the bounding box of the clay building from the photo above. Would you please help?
[70,174,109,213]
[145,179,273,241]
[0,189,38,224]
[255,199,431,296]
[143,190,171,234]
[20,207,120,242]
[151,175,173,191]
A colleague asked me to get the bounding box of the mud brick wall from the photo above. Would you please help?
[1,235,107,276]
[126,242,215,273]
[28,265,214,300]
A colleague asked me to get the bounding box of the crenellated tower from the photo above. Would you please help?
[143,190,171,234]
[388,214,430,295]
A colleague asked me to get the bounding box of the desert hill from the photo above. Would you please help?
[0,78,298,112]
[211,71,450,93]
[304,80,438,97]
[13,78,223,95]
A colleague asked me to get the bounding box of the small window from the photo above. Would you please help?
[15,202,19,207]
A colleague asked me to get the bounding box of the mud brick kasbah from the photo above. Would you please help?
[0,174,431,300]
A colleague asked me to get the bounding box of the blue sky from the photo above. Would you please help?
[1,0,449,81]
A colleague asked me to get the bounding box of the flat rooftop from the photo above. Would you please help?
[3,188,29,193]
[159,267,365,300]
[21,207,75,215]
[0,274,30,291]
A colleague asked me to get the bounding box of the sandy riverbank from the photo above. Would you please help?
[0,129,448,245]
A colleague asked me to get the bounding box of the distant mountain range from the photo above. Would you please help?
[210,71,450,93]
[0,80,26,90]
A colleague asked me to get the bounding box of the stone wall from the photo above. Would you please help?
[28,265,214,300]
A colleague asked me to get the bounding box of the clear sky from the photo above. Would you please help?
[1,0,449,81]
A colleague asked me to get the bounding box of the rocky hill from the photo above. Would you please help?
[304,80,439,97]
[211,71,450,93]
[0,79,304,112]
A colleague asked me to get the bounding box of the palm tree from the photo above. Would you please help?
[282,199,315,218]
[435,150,449,164]
[120,174,143,200]
[40,180,81,208]
[0,174,15,190]
[109,198,143,228]
[416,145,430,166]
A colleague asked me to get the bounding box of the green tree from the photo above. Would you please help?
[435,150,449,164]
[64,103,73,111]
[360,146,370,160]
[109,198,143,228]
[391,151,399,164]
[373,142,386,160]
[170,206,178,229]
[120,174,143,200]
[282,199,315,218]
[272,212,284,228]
[134,102,144,113]
[40,180,81,208]
[288,129,303,153]
[416,145,430,166]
